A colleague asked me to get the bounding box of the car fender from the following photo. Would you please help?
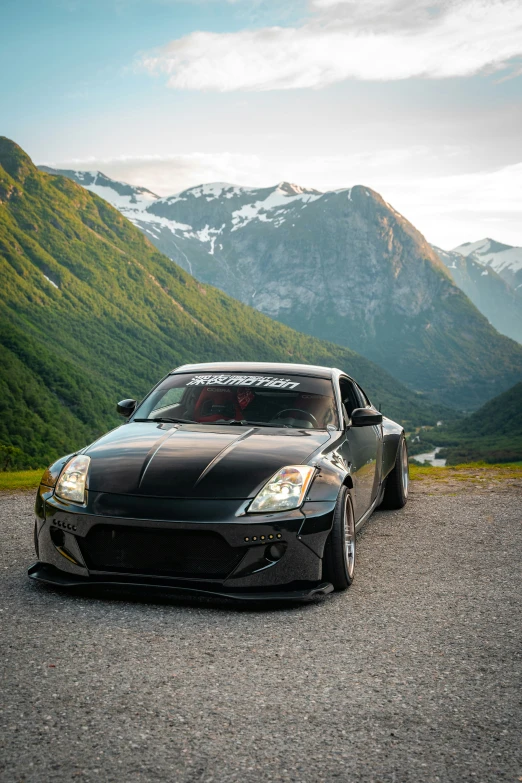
[298,444,352,556]
[306,440,353,504]
[382,417,404,479]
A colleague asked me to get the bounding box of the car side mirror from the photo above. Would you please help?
[117,399,137,417]
[350,407,383,427]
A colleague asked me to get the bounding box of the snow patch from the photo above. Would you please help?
[43,274,59,289]
[454,238,493,257]
[86,183,154,211]
[453,238,522,275]
[197,224,213,243]
[161,182,255,206]
[230,187,321,231]
[274,181,320,196]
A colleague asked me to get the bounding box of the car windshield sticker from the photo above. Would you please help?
[187,374,301,390]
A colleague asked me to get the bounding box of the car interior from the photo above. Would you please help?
[150,384,339,429]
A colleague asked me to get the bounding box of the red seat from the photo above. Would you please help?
[193,387,243,422]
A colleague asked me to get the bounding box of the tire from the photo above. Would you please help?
[322,486,356,591]
[380,435,409,509]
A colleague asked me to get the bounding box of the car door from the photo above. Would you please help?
[338,377,382,523]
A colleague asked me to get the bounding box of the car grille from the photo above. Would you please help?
[78,525,244,579]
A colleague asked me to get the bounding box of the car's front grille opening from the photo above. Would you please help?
[78,525,245,579]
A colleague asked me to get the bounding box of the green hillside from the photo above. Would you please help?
[411,382,522,464]
[0,138,451,469]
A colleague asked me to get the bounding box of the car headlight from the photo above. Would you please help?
[55,455,90,503]
[248,465,315,513]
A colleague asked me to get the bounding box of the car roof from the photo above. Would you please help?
[171,362,338,379]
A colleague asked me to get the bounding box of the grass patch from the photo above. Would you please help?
[0,470,43,491]
[409,462,522,484]
[2,462,522,494]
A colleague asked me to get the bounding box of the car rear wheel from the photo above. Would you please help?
[322,486,356,591]
[380,435,409,509]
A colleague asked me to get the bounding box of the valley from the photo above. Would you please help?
[43,167,522,410]
[1,139,448,469]
[1,138,520,470]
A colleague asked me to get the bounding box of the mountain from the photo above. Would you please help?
[411,381,522,465]
[454,238,522,293]
[433,245,522,344]
[0,138,449,469]
[39,166,159,209]
[42,168,522,410]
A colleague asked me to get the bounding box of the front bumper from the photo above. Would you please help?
[28,563,333,601]
[31,487,336,601]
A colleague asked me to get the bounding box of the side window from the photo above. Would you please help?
[355,383,371,408]
[339,378,360,419]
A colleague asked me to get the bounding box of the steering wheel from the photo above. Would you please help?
[273,408,318,425]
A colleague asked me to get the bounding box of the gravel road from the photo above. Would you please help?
[1,486,521,783]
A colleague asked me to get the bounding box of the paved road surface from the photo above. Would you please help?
[1,487,520,783]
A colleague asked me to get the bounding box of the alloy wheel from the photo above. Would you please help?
[402,440,409,498]
[344,494,356,579]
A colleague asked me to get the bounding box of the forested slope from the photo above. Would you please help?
[412,382,522,464]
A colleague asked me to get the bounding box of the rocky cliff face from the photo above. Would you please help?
[41,170,522,409]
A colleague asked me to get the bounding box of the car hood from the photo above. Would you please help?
[85,422,331,499]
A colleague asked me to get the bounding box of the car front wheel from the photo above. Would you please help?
[322,486,356,591]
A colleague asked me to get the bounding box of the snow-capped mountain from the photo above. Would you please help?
[39,167,159,211]
[453,238,522,292]
[40,169,322,269]
[433,246,522,345]
[40,166,522,409]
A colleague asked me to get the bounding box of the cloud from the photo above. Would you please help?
[372,162,522,248]
[45,146,438,196]
[139,0,522,91]
[43,152,263,196]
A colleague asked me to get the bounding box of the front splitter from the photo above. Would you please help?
[28,562,334,602]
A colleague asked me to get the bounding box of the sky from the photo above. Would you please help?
[1,0,522,248]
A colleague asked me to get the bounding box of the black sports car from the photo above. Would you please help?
[29,362,408,601]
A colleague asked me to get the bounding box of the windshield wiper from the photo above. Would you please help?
[134,417,197,424]
[134,417,293,427]
[212,419,290,428]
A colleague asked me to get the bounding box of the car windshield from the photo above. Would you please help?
[134,372,339,430]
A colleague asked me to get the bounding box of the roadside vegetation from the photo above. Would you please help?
[409,462,522,480]
[3,463,521,494]
[0,470,43,491]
